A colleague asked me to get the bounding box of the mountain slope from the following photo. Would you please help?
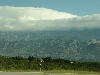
[0,37,100,62]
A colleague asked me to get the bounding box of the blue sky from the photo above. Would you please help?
[0,0,100,16]
[0,0,100,31]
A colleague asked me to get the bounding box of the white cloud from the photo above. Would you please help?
[0,6,100,31]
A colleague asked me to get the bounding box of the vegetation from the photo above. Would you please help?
[0,55,100,73]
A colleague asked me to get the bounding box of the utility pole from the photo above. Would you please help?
[39,58,44,72]
[40,64,42,72]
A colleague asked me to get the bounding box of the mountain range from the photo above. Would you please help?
[0,29,100,62]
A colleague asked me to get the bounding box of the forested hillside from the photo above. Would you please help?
[0,56,100,72]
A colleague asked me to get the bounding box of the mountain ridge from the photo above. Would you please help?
[0,30,100,62]
[0,29,100,41]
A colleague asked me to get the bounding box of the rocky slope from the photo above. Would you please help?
[0,36,100,62]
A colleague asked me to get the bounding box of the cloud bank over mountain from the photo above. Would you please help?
[0,6,100,31]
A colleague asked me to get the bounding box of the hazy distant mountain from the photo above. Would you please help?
[0,29,100,41]
[0,29,100,62]
[0,36,100,62]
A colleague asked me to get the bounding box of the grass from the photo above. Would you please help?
[43,70,100,74]
[1,69,100,74]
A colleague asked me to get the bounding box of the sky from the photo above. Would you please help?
[0,0,100,31]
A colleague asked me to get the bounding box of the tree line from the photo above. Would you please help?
[0,55,100,72]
